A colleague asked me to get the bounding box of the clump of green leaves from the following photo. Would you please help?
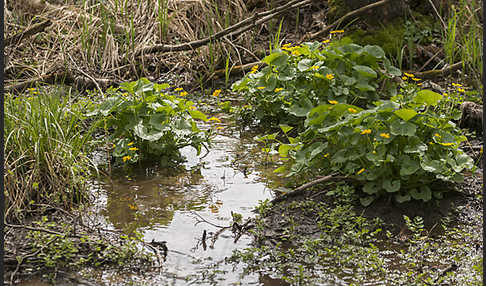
[232,38,401,127]
[269,82,474,205]
[88,78,211,167]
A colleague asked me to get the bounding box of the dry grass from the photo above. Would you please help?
[5,0,309,91]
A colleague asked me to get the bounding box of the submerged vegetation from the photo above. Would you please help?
[4,0,482,285]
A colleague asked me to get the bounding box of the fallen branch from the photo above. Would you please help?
[5,19,52,46]
[271,173,351,204]
[308,0,391,40]
[5,222,81,238]
[412,61,463,79]
[137,0,311,55]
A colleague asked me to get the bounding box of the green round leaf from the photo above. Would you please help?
[399,155,420,176]
[414,89,443,106]
[394,108,417,121]
[382,179,400,193]
[395,193,411,203]
[390,120,417,136]
[353,65,377,78]
[410,186,432,202]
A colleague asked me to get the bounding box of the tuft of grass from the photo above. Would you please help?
[4,87,99,222]
[442,0,482,88]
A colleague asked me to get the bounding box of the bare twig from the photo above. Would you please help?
[271,174,351,204]
[190,211,227,228]
[427,0,447,31]
[137,0,311,55]
[412,61,463,79]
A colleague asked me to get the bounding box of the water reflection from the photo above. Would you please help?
[96,123,287,285]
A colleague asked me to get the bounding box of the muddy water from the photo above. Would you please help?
[90,120,287,285]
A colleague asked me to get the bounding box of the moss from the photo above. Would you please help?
[348,19,406,63]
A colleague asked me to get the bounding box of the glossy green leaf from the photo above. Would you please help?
[279,124,294,134]
[390,120,417,136]
[414,89,443,106]
[353,65,377,78]
[263,51,289,68]
[399,155,420,176]
[394,108,417,121]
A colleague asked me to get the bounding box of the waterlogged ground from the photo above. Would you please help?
[81,117,290,285]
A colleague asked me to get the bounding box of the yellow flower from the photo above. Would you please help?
[127,142,135,146]
[439,142,454,146]
[27,88,36,91]
[322,39,330,44]
[356,168,365,175]
[282,43,292,48]
[122,155,132,162]
[128,147,139,151]
[174,87,183,91]
[212,89,222,97]
[404,72,414,78]
[452,83,462,87]
[112,143,116,148]
[250,65,259,74]
[348,108,357,113]
[188,106,196,110]
[216,126,224,130]
[443,93,448,97]
[401,76,408,80]
[360,129,371,135]
[330,30,344,34]
[291,50,301,56]
[310,65,319,70]
[417,83,422,86]
[274,88,284,92]
[323,153,330,158]
[411,77,421,81]
[434,133,440,137]
[380,133,390,139]
[328,100,338,105]
[257,86,265,90]
[128,204,138,210]
[326,73,335,80]
[180,91,188,96]
[208,117,221,122]
[457,88,465,93]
